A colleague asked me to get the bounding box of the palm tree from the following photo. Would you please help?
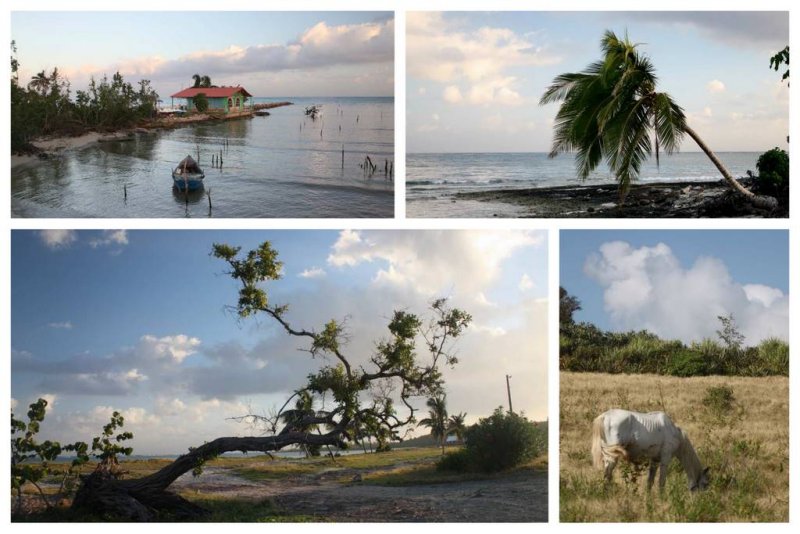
[280,390,320,457]
[418,394,448,454]
[191,74,201,88]
[447,412,467,444]
[28,70,50,96]
[540,30,776,209]
[199,75,212,88]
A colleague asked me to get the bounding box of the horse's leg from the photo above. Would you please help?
[647,460,658,492]
[603,457,617,483]
[658,457,670,494]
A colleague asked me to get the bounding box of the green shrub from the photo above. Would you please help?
[703,385,735,414]
[666,349,711,377]
[436,449,472,472]
[193,92,209,112]
[755,337,789,376]
[755,147,789,194]
[463,408,543,472]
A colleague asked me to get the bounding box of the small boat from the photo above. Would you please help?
[172,155,205,191]
[254,109,271,116]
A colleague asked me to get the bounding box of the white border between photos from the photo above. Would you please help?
[1,0,797,532]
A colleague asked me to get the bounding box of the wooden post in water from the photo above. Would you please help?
[206,187,212,215]
[342,145,345,169]
[123,183,127,201]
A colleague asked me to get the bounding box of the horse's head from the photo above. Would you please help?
[690,466,710,492]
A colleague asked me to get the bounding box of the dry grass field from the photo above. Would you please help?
[560,372,788,522]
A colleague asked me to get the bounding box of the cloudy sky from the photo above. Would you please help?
[407,11,789,153]
[11,230,547,456]
[561,230,789,346]
[11,12,394,98]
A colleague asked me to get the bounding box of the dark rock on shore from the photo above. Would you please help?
[455,178,787,218]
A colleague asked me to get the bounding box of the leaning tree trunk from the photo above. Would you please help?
[683,124,778,210]
[71,432,344,521]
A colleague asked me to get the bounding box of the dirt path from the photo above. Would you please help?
[173,466,547,522]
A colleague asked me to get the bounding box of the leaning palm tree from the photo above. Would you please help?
[447,412,467,444]
[540,30,776,209]
[418,394,448,454]
[191,74,201,88]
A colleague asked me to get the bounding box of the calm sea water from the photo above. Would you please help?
[407,152,759,217]
[12,97,394,218]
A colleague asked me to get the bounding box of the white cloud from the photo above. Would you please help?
[45,19,394,97]
[443,85,463,104]
[743,284,784,307]
[154,397,186,417]
[139,334,201,364]
[89,230,128,249]
[38,230,77,249]
[327,230,544,296]
[472,323,507,337]
[407,12,558,108]
[707,79,726,93]
[584,241,788,344]
[11,398,18,411]
[518,274,534,291]
[48,321,73,330]
[475,292,498,308]
[298,267,326,279]
[124,369,148,382]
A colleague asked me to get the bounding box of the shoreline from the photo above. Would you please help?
[445,178,785,218]
[10,102,295,170]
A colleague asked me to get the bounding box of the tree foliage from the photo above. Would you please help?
[438,408,545,473]
[754,147,789,196]
[193,92,209,112]
[540,30,774,209]
[212,241,472,453]
[561,318,788,377]
[769,46,789,83]
[192,74,212,88]
[560,286,582,326]
[418,394,448,454]
[540,31,687,197]
[11,399,134,514]
[10,42,158,152]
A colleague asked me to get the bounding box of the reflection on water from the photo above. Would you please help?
[12,97,394,218]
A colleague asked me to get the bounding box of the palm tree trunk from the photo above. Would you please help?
[683,124,777,210]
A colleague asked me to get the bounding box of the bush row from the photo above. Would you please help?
[560,322,788,376]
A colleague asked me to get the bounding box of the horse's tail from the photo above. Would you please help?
[591,414,605,469]
[592,413,629,469]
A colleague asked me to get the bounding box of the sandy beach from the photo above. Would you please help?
[11,132,103,169]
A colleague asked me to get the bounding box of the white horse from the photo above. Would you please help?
[591,409,709,492]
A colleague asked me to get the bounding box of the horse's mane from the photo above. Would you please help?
[676,428,703,484]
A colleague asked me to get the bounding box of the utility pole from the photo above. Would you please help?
[506,374,513,414]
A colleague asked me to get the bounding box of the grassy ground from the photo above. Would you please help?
[14,446,548,521]
[560,372,788,522]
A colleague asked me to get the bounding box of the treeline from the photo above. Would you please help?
[11,41,159,153]
[560,288,788,377]
[560,322,788,377]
